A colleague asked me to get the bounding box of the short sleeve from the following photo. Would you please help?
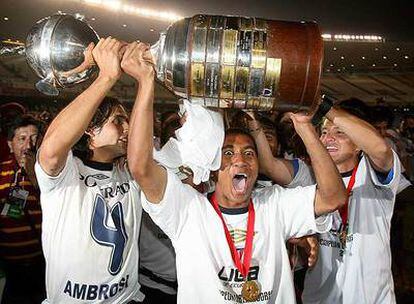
[35,150,78,193]
[140,168,199,240]
[314,213,333,233]
[259,184,321,240]
[365,149,401,194]
[278,185,319,239]
[286,159,315,188]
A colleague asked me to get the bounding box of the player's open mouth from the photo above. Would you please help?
[232,173,248,194]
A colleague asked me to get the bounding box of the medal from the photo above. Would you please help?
[210,193,259,300]
[241,280,261,302]
[339,229,347,248]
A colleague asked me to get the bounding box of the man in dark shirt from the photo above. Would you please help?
[0,115,45,303]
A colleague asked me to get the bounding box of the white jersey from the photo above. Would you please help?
[397,173,411,193]
[302,151,401,304]
[255,159,315,190]
[35,151,144,303]
[139,211,177,295]
[142,169,327,304]
[287,159,315,188]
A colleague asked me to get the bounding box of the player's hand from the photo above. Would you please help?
[282,111,312,124]
[83,42,95,68]
[92,37,125,82]
[120,41,155,83]
[247,112,263,138]
[289,235,319,268]
[282,111,314,135]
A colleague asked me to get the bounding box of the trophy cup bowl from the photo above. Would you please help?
[25,13,99,96]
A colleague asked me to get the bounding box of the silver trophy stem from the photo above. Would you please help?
[35,73,60,96]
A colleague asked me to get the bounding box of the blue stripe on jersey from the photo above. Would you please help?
[292,159,299,178]
[375,168,394,185]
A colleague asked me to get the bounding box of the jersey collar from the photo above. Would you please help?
[82,159,113,171]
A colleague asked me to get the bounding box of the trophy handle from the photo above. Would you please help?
[35,74,60,96]
[150,32,166,81]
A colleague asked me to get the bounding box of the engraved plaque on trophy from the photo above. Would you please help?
[159,15,323,110]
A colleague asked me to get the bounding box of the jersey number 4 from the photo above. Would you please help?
[91,195,128,275]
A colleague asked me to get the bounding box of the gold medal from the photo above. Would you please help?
[241,280,261,302]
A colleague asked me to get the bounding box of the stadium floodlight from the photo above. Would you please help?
[322,33,385,43]
[79,0,182,22]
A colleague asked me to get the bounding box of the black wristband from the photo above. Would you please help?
[311,95,334,126]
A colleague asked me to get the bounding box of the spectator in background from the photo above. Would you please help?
[277,115,308,161]
[256,115,279,158]
[0,115,45,304]
[0,102,26,161]
[252,115,280,188]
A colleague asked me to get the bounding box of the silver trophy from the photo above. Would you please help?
[152,15,323,110]
[24,13,99,96]
[4,13,324,110]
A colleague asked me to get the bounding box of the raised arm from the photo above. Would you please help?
[39,37,123,176]
[288,113,346,216]
[122,42,167,203]
[247,114,295,185]
[325,107,393,172]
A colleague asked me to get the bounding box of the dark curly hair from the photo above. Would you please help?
[73,98,124,159]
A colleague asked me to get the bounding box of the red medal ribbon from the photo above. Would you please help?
[209,192,255,278]
[339,164,359,232]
